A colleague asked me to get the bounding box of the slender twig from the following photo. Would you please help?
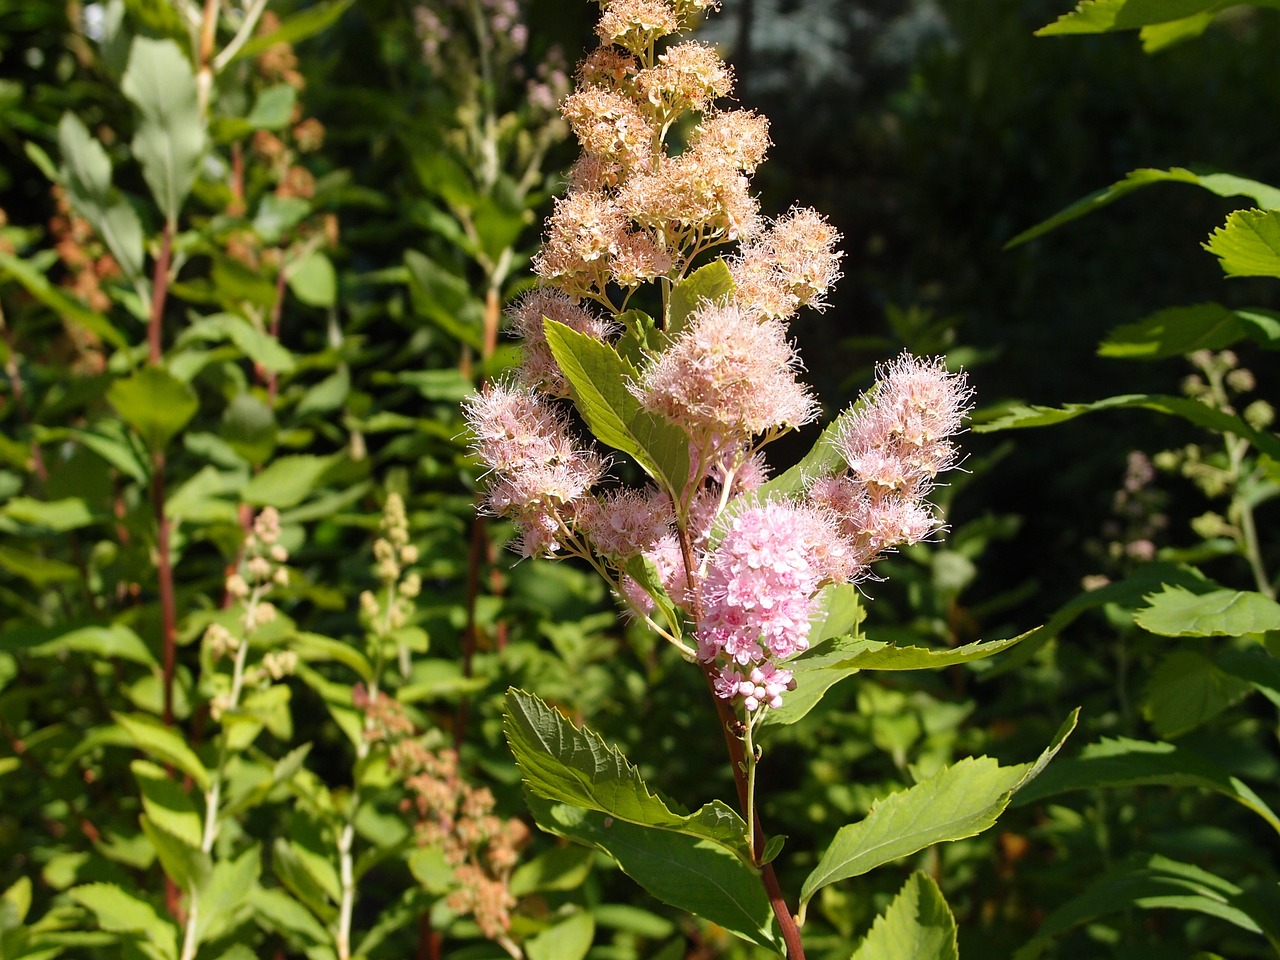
[211,0,270,74]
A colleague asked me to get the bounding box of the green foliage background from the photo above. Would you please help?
[1,0,1279,958]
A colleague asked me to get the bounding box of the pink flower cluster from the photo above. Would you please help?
[462,381,605,557]
[462,0,973,719]
[810,353,972,566]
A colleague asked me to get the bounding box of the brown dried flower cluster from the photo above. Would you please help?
[355,686,529,941]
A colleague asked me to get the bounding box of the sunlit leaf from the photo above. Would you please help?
[667,259,734,335]
[121,37,206,225]
[241,455,336,508]
[975,393,1280,460]
[531,798,779,951]
[107,367,199,450]
[850,872,958,960]
[1135,585,1280,637]
[1205,208,1280,279]
[504,689,751,861]
[1099,303,1280,359]
[800,709,1077,910]
[56,112,145,286]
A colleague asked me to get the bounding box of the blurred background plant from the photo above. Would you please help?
[1,0,1279,957]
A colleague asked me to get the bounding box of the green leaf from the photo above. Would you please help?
[291,632,373,682]
[140,814,212,896]
[667,259,734,335]
[1036,0,1250,36]
[504,689,752,862]
[1,497,94,532]
[982,563,1212,677]
[509,845,595,897]
[222,393,278,467]
[68,882,177,958]
[1006,167,1280,248]
[1,623,156,666]
[543,320,690,497]
[252,887,328,946]
[1013,855,1280,960]
[531,798,779,951]
[1205,208,1280,279]
[0,545,80,587]
[296,367,350,416]
[286,251,337,308]
[132,760,202,848]
[0,249,127,349]
[272,838,338,921]
[404,249,483,348]
[974,393,1280,461]
[526,911,595,960]
[820,630,1031,671]
[107,367,199,450]
[241,454,335,508]
[800,709,1077,911]
[1013,736,1280,837]
[1138,12,1216,51]
[1135,585,1280,637]
[1099,303,1280,359]
[252,195,311,246]
[121,37,206,225]
[232,0,356,61]
[182,314,296,373]
[56,113,145,286]
[195,845,261,945]
[114,713,210,790]
[850,872,958,960]
[246,84,297,130]
[3,875,31,927]
[1143,650,1251,738]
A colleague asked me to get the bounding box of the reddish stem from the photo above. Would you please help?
[148,226,172,365]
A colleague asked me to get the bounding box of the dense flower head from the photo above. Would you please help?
[560,85,655,173]
[634,41,734,119]
[698,501,851,665]
[463,381,606,556]
[620,148,762,245]
[691,109,771,174]
[508,288,616,393]
[836,352,971,498]
[636,303,818,440]
[596,0,680,52]
[579,487,674,558]
[730,206,843,318]
[577,46,638,89]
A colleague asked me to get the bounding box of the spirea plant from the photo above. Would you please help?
[464,2,1076,956]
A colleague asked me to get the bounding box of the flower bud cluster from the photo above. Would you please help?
[360,493,423,635]
[203,508,297,720]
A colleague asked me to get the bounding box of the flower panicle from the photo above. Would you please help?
[463,1,970,719]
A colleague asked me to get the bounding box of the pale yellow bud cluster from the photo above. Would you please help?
[533,0,784,303]
[203,507,299,731]
[362,495,424,677]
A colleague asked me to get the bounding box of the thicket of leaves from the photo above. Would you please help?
[0,1,1278,959]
